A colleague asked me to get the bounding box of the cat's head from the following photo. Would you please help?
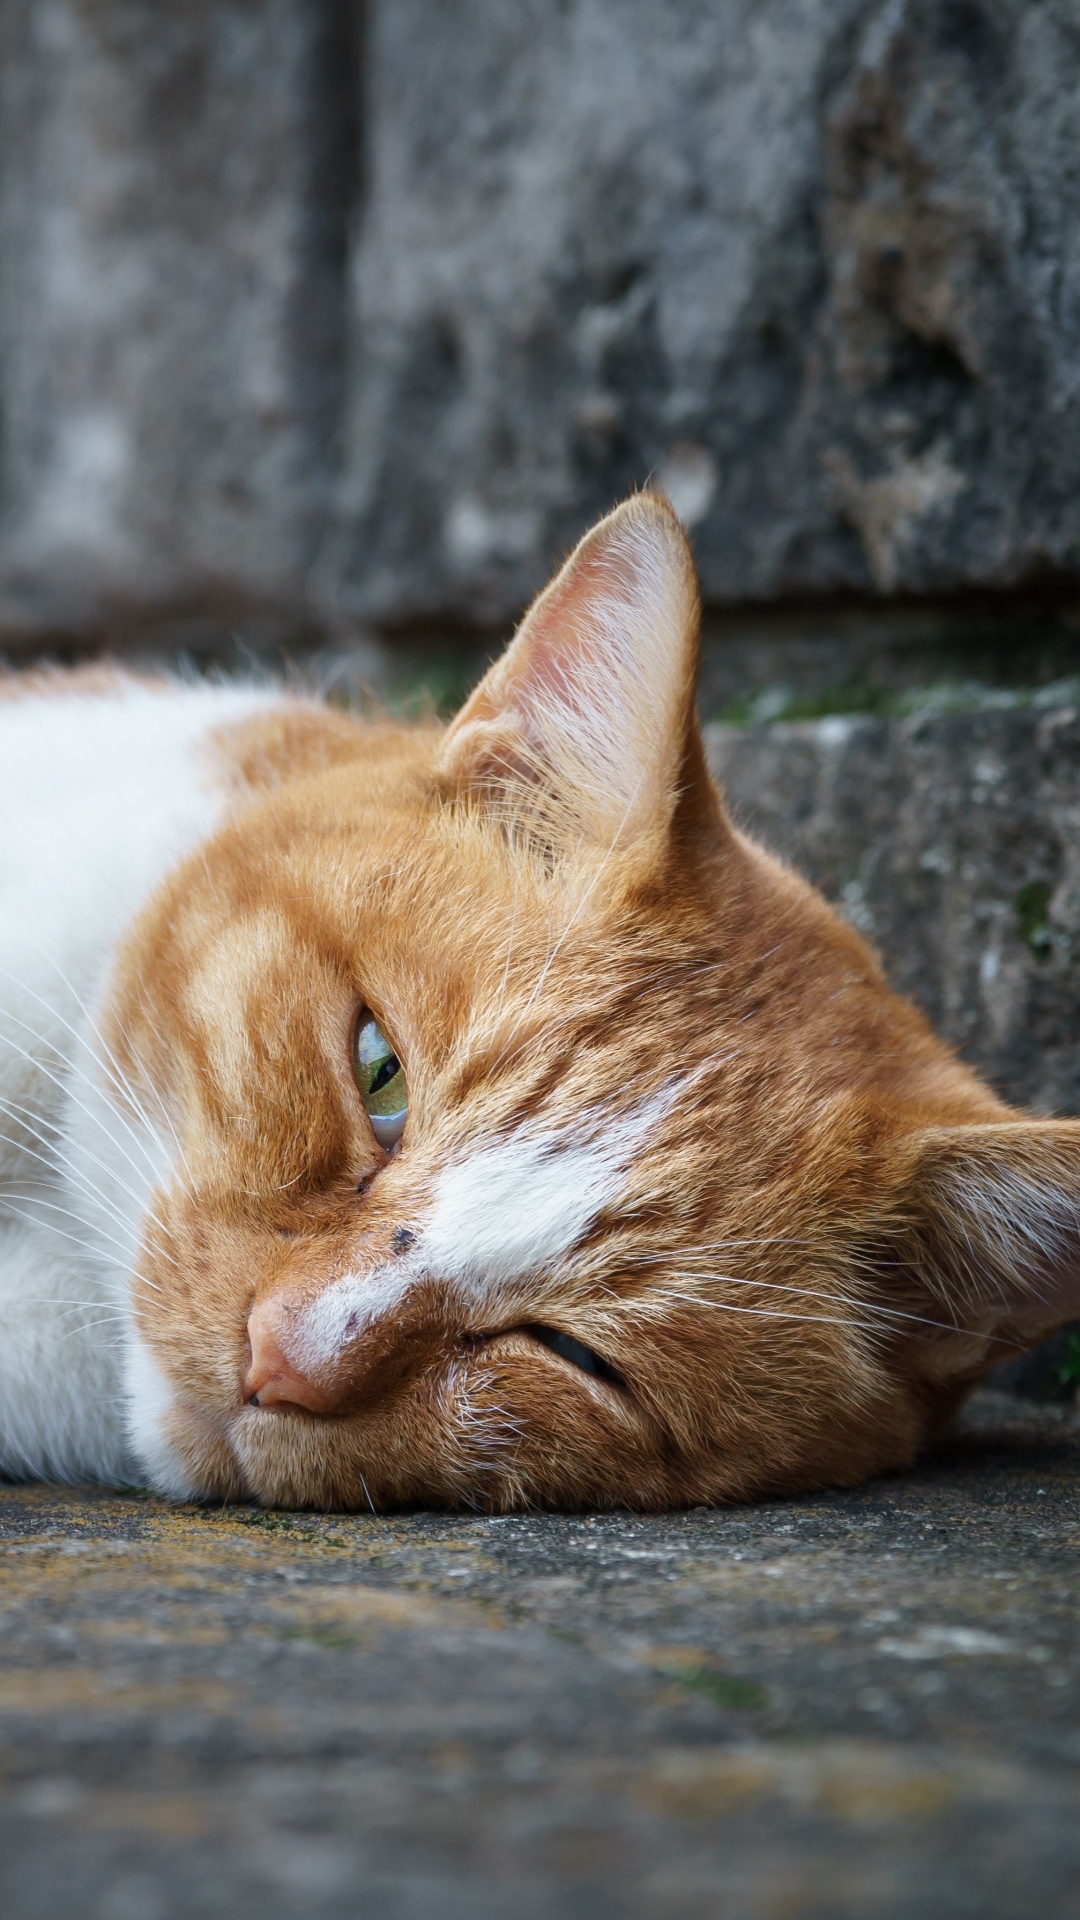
[100,495,1080,1508]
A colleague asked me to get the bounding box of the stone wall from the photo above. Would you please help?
[708,707,1080,1116]
[3,0,1080,645]
[708,703,1080,1398]
[0,0,355,642]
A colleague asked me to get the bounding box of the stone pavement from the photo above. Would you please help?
[0,1391,1076,1920]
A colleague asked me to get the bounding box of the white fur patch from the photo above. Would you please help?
[0,677,283,1487]
[123,1328,208,1505]
[422,1123,634,1289]
[124,1329,202,1499]
[290,1266,414,1376]
[0,1217,134,1484]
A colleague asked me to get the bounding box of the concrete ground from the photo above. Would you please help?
[0,1390,1076,1920]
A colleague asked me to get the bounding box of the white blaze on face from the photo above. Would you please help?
[423,1123,637,1286]
[290,1266,417,1378]
[287,1094,671,1373]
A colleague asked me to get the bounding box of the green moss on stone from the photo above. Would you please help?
[1014,881,1054,958]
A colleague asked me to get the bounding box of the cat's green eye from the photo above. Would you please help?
[353,1014,408,1150]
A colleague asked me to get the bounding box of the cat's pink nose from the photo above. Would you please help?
[244,1299,339,1414]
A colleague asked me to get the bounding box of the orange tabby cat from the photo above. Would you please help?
[2,494,1077,1507]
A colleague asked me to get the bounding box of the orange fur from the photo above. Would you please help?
[51,495,1080,1509]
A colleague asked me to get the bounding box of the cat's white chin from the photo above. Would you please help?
[123,1331,205,1500]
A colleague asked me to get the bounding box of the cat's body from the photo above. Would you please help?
[2,499,1078,1509]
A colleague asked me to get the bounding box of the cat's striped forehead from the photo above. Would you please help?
[124,744,682,1205]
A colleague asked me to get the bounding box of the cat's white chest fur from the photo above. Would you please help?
[0,680,276,1483]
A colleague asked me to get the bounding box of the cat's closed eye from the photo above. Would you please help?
[526,1326,625,1387]
[352,1011,408,1150]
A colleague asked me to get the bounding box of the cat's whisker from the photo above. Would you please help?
[0,1029,171,1221]
[626,1238,817,1261]
[0,988,177,1193]
[94,993,196,1189]
[714,1272,970,1338]
[626,1286,896,1337]
[56,1320,130,1348]
[0,1112,146,1242]
[0,1179,174,1286]
[623,1243,980,1337]
[638,1276,974,1341]
[0,1153,180,1285]
[0,1196,141,1270]
[0,1028,175,1238]
[0,1099,173,1254]
[24,1296,127,1317]
[0,1088,62,1146]
[0,954,173,1162]
[653,1267,900,1319]
[0,1190,148,1268]
[127,1256,169,1293]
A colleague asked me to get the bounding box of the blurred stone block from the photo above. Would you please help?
[5,1,1080,644]
[325,0,1080,625]
[706,708,1080,1115]
[0,0,355,642]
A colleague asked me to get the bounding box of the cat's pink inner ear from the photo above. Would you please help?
[900,1121,1080,1339]
[440,492,701,846]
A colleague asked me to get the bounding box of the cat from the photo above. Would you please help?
[1,494,1078,1510]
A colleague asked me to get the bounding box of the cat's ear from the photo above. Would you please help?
[438,493,711,851]
[885,1121,1080,1372]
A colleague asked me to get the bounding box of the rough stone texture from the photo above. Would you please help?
[709,702,1080,1395]
[327,0,1080,624]
[0,0,355,640]
[6,1,1080,638]
[707,707,1080,1115]
[0,1392,1076,1918]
